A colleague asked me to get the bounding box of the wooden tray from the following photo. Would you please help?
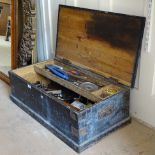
[34,59,123,102]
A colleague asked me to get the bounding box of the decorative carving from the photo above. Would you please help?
[19,0,36,67]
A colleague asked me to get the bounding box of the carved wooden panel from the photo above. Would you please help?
[19,0,36,67]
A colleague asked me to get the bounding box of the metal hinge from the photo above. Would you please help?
[71,126,88,137]
[98,106,114,120]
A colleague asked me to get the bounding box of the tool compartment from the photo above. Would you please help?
[9,5,145,153]
[11,60,125,112]
[34,59,125,104]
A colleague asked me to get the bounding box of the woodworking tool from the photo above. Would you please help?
[71,101,85,110]
[67,70,79,75]
[46,90,62,95]
[79,82,99,91]
[46,65,69,80]
[52,64,63,70]
[104,87,120,95]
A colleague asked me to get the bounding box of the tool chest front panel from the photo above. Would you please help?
[10,70,130,152]
[10,73,79,143]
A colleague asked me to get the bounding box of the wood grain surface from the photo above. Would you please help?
[56,6,145,86]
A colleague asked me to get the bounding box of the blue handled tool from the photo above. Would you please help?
[46,65,70,80]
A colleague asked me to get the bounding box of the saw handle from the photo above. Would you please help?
[46,65,69,80]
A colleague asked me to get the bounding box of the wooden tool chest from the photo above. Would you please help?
[9,5,145,153]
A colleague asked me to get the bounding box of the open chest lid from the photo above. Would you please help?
[56,5,145,87]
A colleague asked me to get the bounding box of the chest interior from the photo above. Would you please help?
[12,5,145,112]
[13,59,126,112]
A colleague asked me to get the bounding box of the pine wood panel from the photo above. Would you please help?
[56,6,145,86]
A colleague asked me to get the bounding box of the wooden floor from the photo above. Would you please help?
[0,80,155,155]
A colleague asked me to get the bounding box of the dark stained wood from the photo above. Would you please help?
[11,0,18,69]
[56,6,145,87]
[0,2,10,35]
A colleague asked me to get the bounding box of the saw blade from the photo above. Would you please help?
[79,82,99,91]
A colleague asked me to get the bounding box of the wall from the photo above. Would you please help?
[51,0,155,127]
[130,0,155,128]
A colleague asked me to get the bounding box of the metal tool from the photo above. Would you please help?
[71,101,85,110]
[46,65,69,80]
[79,82,99,91]
[105,87,120,95]
[67,70,79,75]
[46,90,62,95]
[52,64,63,70]
[34,81,46,89]
[34,81,41,87]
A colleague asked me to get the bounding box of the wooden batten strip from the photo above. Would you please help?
[0,72,10,85]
